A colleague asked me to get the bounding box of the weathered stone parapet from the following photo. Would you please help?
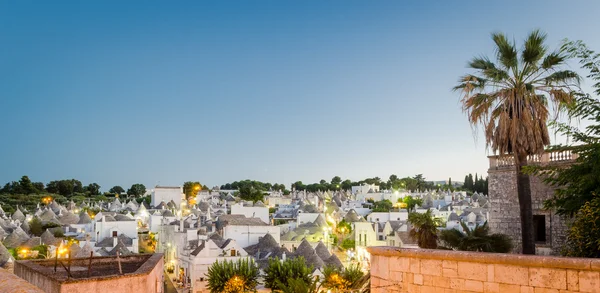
[0,267,45,293]
[368,247,600,293]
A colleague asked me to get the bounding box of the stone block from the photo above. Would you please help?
[407,283,422,293]
[521,286,534,293]
[414,274,424,285]
[578,271,599,293]
[394,257,411,272]
[410,258,421,274]
[566,270,578,291]
[464,280,484,292]
[458,262,488,282]
[533,288,559,293]
[420,285,437,293]
[374,255,390,279]
[494,264,529,285]
[421,259,443,276]
[483,282,499,293]
[487,265,494,282]
[529,268,566,290]
[432,276,450,288]
[498,283,521,292]
[443,260,457,270]
[443,270,456,278]
[423,275,433,286]
[391,270,404,283]
[450,279,465,290]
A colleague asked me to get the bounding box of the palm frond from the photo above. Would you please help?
[541,51,566,69]
[492,32,518,69]
[522,29,548,66]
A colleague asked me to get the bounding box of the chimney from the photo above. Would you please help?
[282,252,286,261]
[113,234,118,247]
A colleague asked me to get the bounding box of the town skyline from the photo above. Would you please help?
[2,1,599,190]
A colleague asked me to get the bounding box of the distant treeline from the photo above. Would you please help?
[220,173,487,194]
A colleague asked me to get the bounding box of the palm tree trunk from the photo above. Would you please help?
[516,153,536,254]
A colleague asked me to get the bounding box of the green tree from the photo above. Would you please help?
[440,222,513,252]
[205,258,260,293]
[340,180,352,191]
[561,194,600,257]
[274,277,320,293]
[127,183,146,197]
[183,181,201,200]
[84,183,101,195]
[340,239,355,250]
[29,217,43,236]
[455,30,579,254]
[237,185,264,202]
[19,176,36,194]
[331,176,342,186]
[408,210,440,249]
[533,40,600,217]
[292,181,305,191]
[402,196,423,212]
[370,199,393,212]
[109,185,124,195]
[263,257,313,290]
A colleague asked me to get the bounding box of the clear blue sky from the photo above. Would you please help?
[1,1,599,191]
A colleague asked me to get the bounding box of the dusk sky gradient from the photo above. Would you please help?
[1,1,599,191]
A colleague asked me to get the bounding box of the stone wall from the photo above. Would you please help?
[14,254,164,293]
[488,164,570,255]
[369,247,600,293]
[0,267,45,293]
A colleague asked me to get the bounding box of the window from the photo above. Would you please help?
[533,215,546,243]
[230,249,236,256]
[379,235,384,241]
[112,231,118,237]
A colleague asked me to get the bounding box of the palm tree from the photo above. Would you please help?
[408,210,441,249]
[440,222,513,253]
[454,30,579,254]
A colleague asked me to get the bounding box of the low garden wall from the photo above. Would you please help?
[368,247,600,293]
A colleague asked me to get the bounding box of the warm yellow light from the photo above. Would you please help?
[20,249,28,254]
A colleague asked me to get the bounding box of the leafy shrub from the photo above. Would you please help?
[562,193,600,257]
[205,258,259,293]
[263,257,313,289]
[439,222,512,253]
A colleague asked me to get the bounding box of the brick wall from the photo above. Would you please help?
[369,247,600,293]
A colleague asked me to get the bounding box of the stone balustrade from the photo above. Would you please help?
[368,247,600,293]
[488,149,579,170]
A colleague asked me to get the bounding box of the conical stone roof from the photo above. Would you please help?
[0,241,12,267]
[313,214,328,227]
[12,208,25,223]
[39,209,57,222]
[40,229,58,246]
[20,220,30,234]
[314,241,331,260]
[324,254,343,268]
[78,212,92,224]
[58,211,79,225]
[294,239,315,258]
[3,226,30,248]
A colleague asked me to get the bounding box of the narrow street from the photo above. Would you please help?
[164,272,177,293]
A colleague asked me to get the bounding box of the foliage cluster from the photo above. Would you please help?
[205,258,260,293]
[439,222,513,253]
[263,257,313,290]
